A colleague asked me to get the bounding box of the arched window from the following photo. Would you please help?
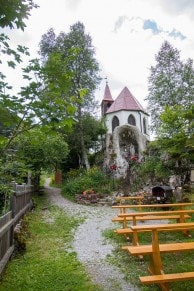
[143,117,147,134]
[112,116,119,132]
[128,114,136,126]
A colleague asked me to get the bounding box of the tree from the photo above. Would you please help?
[0,57,45,155]
[64,113,106,170]
[146,41,194,183]
[13,128,69,190]
[0,1,48,208]
[0,0,38,30]
[0,0,39,154]
[39,22,102,170]
[0,34,73,155]
[0,1,77,195]
[147,41,194,133]
[156,104,194,181]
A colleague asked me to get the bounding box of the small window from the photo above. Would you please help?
[143,117,147,134]
[112,116,119,132]
[106,102,112,110]
[128,114,136,126]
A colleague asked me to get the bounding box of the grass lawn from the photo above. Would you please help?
[0,194,102,291]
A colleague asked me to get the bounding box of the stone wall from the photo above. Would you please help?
[104,124,148,178]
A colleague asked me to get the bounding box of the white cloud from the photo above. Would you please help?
[2,0,194,111]
[154,0,194,16]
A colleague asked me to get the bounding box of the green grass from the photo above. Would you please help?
[103,218,194,291]
[0,194,102,291]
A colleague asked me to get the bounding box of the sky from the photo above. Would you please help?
[3,0,194,112]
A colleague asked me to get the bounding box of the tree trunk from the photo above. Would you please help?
[77,103,90,170]
[31,170,41,192]
[80,133,90,170]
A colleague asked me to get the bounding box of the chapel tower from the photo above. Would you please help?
[102,82,150,178]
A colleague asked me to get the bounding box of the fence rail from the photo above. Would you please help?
[0,184,33,274]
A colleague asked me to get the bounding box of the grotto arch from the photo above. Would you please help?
[104,124,148,178]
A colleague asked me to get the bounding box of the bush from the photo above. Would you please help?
[62,167,112,197]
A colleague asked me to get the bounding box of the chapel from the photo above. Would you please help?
[101,82,150,178]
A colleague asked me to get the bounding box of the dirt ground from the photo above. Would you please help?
[44,179,138,291]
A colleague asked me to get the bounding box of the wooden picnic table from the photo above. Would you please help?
[115,195,143,212]
[118,209,194,228]
[112,202,194,213]
[112,203,194,229]
[122,222,194,291]
[116,195,143,205]
[115,209,194,242]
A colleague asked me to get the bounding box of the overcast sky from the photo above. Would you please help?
[4,0,194,110]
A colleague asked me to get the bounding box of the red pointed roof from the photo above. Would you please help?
[102,82,114,102]
[106,86,145,113]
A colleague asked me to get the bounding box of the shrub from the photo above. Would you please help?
[62,167,111,197]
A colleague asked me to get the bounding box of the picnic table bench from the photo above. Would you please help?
[114,209,194,243]
[115,209,194,228]
[122,222,194,291]
[116,195,143,206]
[112,203,194,229]
[112,202,194,213]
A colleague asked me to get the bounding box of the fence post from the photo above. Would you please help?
[10,182,17,218]
[9,182,17,248]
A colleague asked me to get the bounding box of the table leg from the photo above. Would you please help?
[148,230,169,291]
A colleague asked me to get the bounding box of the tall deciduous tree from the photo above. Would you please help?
[0,0,40,210]
[0,0,39,154]
[0,0,38,30]
[39,22,102,170]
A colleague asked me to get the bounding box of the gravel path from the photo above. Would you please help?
[44,179,138,291]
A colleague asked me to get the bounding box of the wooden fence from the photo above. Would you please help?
[0,184,33,274]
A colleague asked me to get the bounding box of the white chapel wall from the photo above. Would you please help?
[105,110,149,138]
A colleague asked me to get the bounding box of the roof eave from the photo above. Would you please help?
[105,109,149,116]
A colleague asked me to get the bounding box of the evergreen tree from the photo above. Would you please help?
[147,41,184,133]
[147,41,194,182]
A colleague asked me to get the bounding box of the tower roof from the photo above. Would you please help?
[101,82,114,103]
[106,86,145,114]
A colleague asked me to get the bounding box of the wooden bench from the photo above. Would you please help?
[140,272,194,284]
[112,214,191,228]
[115,225,192,243]
[116,195,143,210]
[115,209,194,228]
[112,202,194,213]
[122,222,194,291]
[114,209,194,243]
